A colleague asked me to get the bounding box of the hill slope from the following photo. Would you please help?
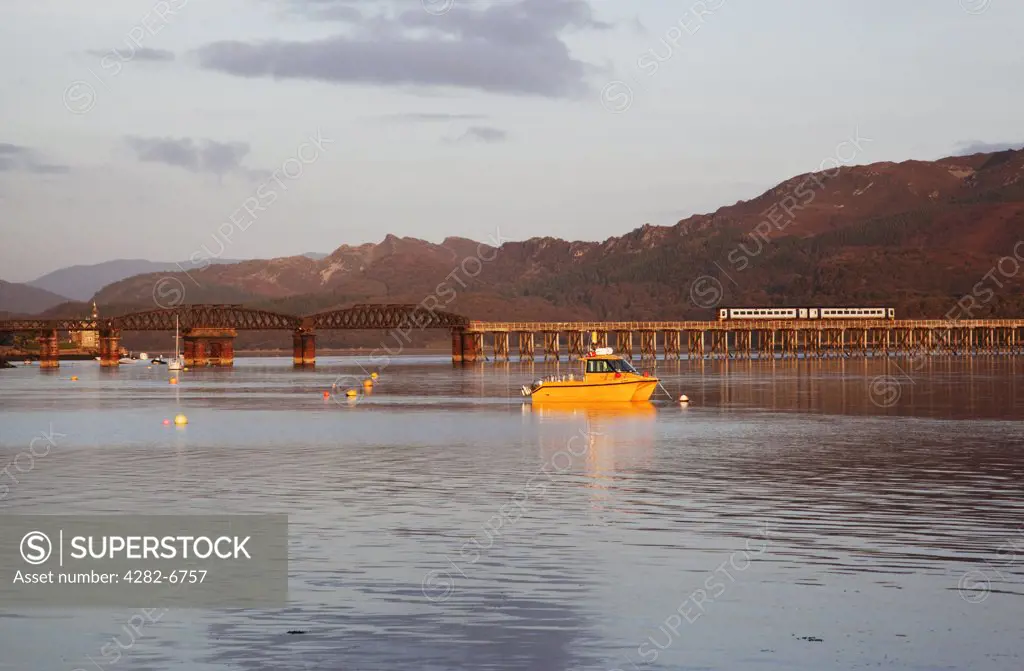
[0,280,70,314]
[81,147,1024,321]
[28,253,327,301]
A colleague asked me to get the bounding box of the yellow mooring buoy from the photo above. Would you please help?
[173,413,188,426]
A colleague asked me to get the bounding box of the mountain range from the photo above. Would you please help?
[3,148,1023,329]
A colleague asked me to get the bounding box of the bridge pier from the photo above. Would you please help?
[99,329,121,367]
[293,330,316,367]
[639,330,657,360]
[686,330,705,359]
[780,330,797,358]
[663,330,680,360]
[452,329,481,363]
[37,329,59,369]
[464,332,482,363]
[735,330,751,359]
[757,329,776,359]
[451,329,464,363]
[183,328,236,367]
[518,332,535,361]
[493,332,510,361]
[542,332,560,361]
[567,331,585,360]
[615,331,633,360]
[711,331,729,359]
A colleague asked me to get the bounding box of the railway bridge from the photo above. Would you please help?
[0,304,467,369]
[460,319,1024,362]
[2,305,1024,368]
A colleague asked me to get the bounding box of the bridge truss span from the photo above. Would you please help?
[306,304,470,330]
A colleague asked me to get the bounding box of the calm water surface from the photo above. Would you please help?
[1,356,1022,671]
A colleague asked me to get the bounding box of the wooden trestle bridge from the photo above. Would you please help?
[2,304,1023,368]
[459,319,1024,362]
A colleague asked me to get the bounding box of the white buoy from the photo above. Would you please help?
[679,394,690,404]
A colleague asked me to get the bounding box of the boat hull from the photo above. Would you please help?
[528,379,658,403]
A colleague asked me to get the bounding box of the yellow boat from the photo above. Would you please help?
[521,348,660,403]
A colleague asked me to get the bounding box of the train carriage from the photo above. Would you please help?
[718,307,895,321]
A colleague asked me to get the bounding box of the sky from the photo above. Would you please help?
[1,0,1023,282]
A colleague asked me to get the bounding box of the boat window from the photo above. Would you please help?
[608,359,639,374]
[587,359,612,373]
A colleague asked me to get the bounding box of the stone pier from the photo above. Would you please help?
[452,329,482,363]
[37,329,59,369]
[99,329,122,367]
[293,330,316,367]
[183,327,236,367]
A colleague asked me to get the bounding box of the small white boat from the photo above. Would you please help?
[139,352,149,361]
[167,316,184,371]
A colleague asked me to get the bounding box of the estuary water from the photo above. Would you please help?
[0,356,1022,671]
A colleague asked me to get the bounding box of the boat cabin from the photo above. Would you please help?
[582,348,641,376]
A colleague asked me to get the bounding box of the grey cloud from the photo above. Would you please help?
[88,47,175,61]
[955,140,1024,155]
[0,143,70,174]
[281,0,364,21]
[450,126,507,144]
[379,113,489,122]
[195,0,607,98]
[125,137,251,176]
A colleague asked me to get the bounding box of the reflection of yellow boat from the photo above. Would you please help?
[528,401,657,418]
[521,348,659,402]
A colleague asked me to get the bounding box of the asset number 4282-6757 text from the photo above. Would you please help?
[124,569,207,584]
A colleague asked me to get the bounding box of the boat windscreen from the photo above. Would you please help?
[608,359,638,374]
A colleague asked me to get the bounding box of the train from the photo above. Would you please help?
[717,307,895,321]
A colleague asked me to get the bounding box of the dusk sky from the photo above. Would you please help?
[2,0,1022,282]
